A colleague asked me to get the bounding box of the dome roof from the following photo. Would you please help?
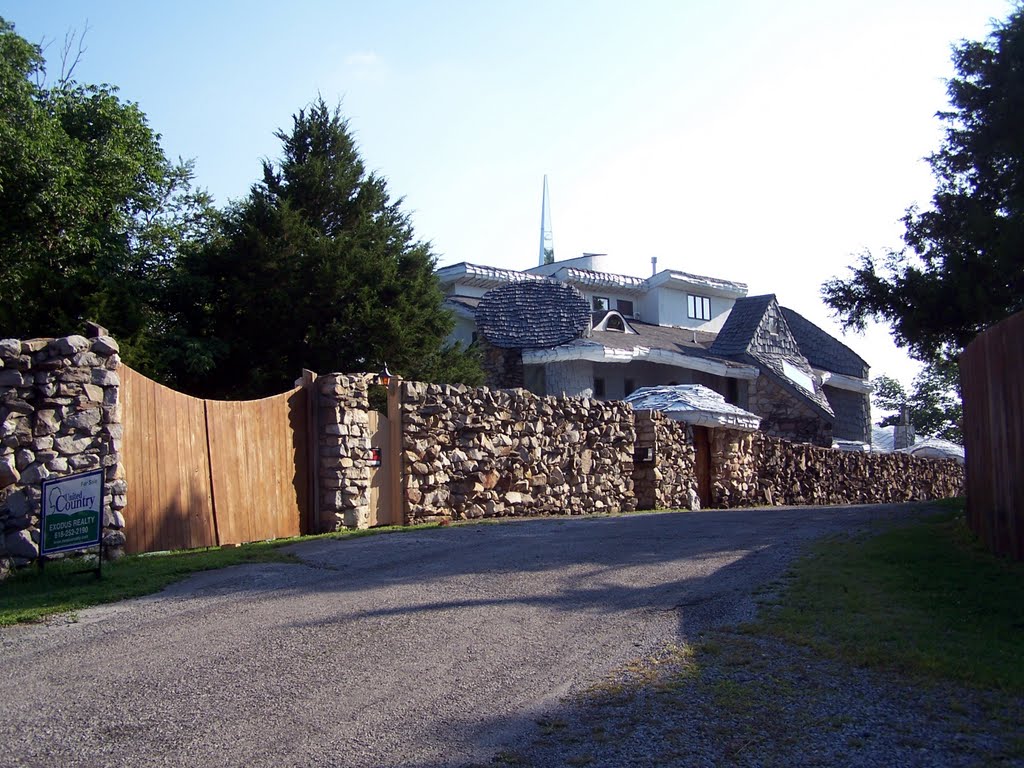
[475,280,590,349]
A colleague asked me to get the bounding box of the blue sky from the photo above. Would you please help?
[4,0,1013,387]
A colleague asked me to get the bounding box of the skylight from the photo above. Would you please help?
[782,360,815,393]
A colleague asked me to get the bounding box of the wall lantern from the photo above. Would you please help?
[377,364,393,388]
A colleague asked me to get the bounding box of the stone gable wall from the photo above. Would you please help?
[399,382,636,522]
[747,374,833,447]
[0,335,126,575]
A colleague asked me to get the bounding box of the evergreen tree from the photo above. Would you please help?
[823,8,1024,364]
[170,99,481,398]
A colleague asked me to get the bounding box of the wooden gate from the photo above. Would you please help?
[693,426,712,508]
[120,367,310,553]
[367,387,403,527]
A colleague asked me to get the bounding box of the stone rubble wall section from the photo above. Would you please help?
[317,374,373,530]
[399,381,637,522]
[710,429,965,508]
[747,374,833,447]
[633,410,698,510]
[0,335,126,574]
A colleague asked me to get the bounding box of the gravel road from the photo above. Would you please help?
[1,504,936,767]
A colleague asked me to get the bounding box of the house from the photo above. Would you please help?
[437,253,872,447]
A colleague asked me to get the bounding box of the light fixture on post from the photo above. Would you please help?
[377,363,393,388]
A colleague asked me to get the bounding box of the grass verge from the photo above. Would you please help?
[0,523,432,627]
[753,500,1024,692]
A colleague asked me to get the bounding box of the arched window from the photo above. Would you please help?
[606,314,625,332]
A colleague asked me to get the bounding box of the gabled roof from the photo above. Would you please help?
[780,307,869,379]
[708,295,775,356]
[710,294,834,418]
[475,281,590,349]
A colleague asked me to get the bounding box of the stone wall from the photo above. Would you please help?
[709,429,964,508]
[633,410,698,510]
[310,378,963,529]
[747,374,833,447]
[480,342,524,389]
[316,373,373,530]
[399,382,636,522]
[0,335,125,574]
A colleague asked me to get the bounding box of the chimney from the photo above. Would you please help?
[651,256,658,276]
[893,405,916,450]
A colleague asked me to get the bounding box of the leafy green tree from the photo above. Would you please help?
[871,361,963,442]
[0,17,213,371]
[823,8,1024,364]
[169,99,481,398]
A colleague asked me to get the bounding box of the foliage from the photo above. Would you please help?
[757,504,1024,692]
[166,99,482,398]
[0,17,214,371]
[872,360,963,442]
[822,8,1024,364]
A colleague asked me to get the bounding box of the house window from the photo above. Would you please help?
[593,377,606,397]
[606,314,625,331]
[624,378,636,396]
[688,294,712,321]
[616,299,634,317]
[592,296,610,311]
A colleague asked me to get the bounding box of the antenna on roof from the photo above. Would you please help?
[539,175,554,266]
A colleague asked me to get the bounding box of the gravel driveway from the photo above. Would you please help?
[0,504,969,767]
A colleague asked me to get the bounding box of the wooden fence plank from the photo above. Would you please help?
[120,367,216,553]
[960,309,1024,560]
[205,387,308,546]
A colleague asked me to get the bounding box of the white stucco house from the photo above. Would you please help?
[437,253,872,447]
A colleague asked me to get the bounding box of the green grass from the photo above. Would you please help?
[0,523,436,627]
[754,501,1024,692]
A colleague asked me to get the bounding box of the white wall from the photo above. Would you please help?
[650,286,734,332]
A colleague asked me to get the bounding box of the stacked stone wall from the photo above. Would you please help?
[0,335,125,575]
[480,343,524,389]
[710,430,964,508]
[399,382,636,522]
[316,374,373,530]
[633,410,698,510]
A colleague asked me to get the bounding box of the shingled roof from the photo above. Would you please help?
[708,295,774,357]
[625,385,761,431]
[475,281,590,349]
[780,307,868,378]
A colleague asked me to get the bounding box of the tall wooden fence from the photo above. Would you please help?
[120,367,311,554]
[960,310,1024,561]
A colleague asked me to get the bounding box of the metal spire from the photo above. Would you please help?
[539,175,554,266]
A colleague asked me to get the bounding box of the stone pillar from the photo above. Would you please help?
[0,335,126,576]
[317,374,373,530]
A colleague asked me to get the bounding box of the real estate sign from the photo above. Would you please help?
[40,469,104,554]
